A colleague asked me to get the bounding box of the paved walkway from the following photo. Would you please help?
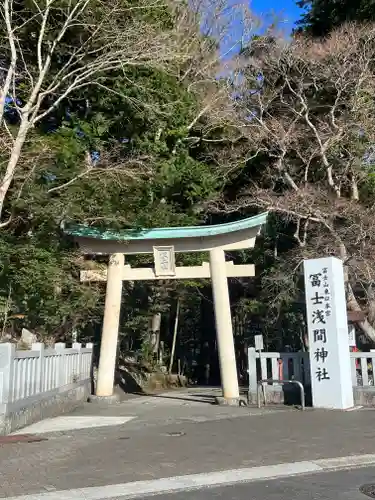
[1,388,375,498]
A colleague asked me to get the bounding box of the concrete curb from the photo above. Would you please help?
[5,453,375,500]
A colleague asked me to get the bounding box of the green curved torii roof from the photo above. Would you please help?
[63,212,268,242]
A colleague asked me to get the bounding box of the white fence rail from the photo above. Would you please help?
[350,352,375,386]
[248,348,375,390]
[0,342,93,412]
[247,348,311,391]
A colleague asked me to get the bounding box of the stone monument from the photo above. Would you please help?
[304,257,354,409]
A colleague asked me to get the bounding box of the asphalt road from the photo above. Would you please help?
[131,467,375,500]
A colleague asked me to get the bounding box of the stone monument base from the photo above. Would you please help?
[88,394,120,405]
[215,396,246,407]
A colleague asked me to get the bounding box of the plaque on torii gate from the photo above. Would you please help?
[64,213,268,403]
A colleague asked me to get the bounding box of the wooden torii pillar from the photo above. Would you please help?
[64,213,268,405]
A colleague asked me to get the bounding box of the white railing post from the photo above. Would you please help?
[260,352,267,381]
[32,342,44,393]
[0,343,15,407]
[271,356,279,380]
[350,353,358,387]
[247,347,257,392]
[361,356,369,386]
[55,343,66,387]
[73,342,82,381]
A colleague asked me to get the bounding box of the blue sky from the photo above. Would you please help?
[251,0,304,32]
[212,0,307,57]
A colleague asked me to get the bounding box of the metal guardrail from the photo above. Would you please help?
[254,379,305,411]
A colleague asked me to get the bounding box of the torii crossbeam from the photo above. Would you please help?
[80,261,255,282]
[64,212,268,404]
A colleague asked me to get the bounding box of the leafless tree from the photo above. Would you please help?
[212,24,375,342]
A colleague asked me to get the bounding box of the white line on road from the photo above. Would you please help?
[4,453,375,500]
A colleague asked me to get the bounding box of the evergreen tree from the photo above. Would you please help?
[0,0,226,343]
[297,0,375,36]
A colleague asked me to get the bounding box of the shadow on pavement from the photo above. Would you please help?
[137,392,217,404]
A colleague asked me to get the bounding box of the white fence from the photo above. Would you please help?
[350,352,375,386]
[248,347,375,391]
[0,342,93,413]
[247,348,311,392]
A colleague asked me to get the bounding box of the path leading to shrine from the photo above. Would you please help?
[1,389,375,499]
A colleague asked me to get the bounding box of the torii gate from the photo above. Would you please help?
[64,212,268,404]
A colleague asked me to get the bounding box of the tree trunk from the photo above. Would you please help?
[150,313,161,353]
[0,118,29,221]
[169,298,180,374]
[339,242,375,344]
[347,282,375,344]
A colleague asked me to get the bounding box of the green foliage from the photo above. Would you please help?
[0,236,102,338]
[296,0,375,36]
[0,0,224,347]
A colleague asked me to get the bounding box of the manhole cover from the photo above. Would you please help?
[0,434,47,444]
[360,484,375,497]
[164,431,186,437]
